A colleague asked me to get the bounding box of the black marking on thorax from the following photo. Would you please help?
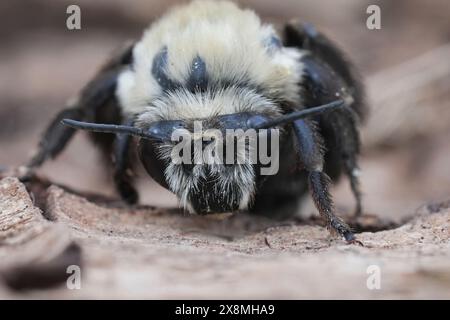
[151,47,269,99]
[187,55,208,92]
[151,46,180,91]
[152,47,209,93]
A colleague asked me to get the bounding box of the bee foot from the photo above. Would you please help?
[343,231,364,246]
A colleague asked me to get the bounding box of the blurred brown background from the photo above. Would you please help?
[1,0,449,219]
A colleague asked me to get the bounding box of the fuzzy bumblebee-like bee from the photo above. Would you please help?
[25,1,367,243]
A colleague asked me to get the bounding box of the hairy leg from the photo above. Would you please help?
[113,119,138,204]
[293,118,361,244]
[23,105,84,178]
[323,108,363,216]
[285,21,366,216]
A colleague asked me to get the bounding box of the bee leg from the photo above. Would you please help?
[285,22,366,216]
[342,133,363,217]
[328,105,363,217]
[113,119,138,204]
[323,108,363,217]
[301,54,364,217]
[293,119,361,244]
[21,105,84,180]
[308,171,361,244]
[346,160,363,217]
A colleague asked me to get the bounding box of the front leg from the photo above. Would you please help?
[113,119,138,204]
[12,43,134,181]
[293,118,361,244]
[6,105,85,181]
[27,106,84,170]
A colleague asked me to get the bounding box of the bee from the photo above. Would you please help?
[24,0,366,244]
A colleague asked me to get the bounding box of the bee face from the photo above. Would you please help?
[137,96,282,214]
[138,136,256,214]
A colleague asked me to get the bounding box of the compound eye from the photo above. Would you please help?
[138,139,169,189]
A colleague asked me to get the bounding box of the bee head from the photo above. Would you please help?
[62,86,343,214]
[135,87,283,214]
